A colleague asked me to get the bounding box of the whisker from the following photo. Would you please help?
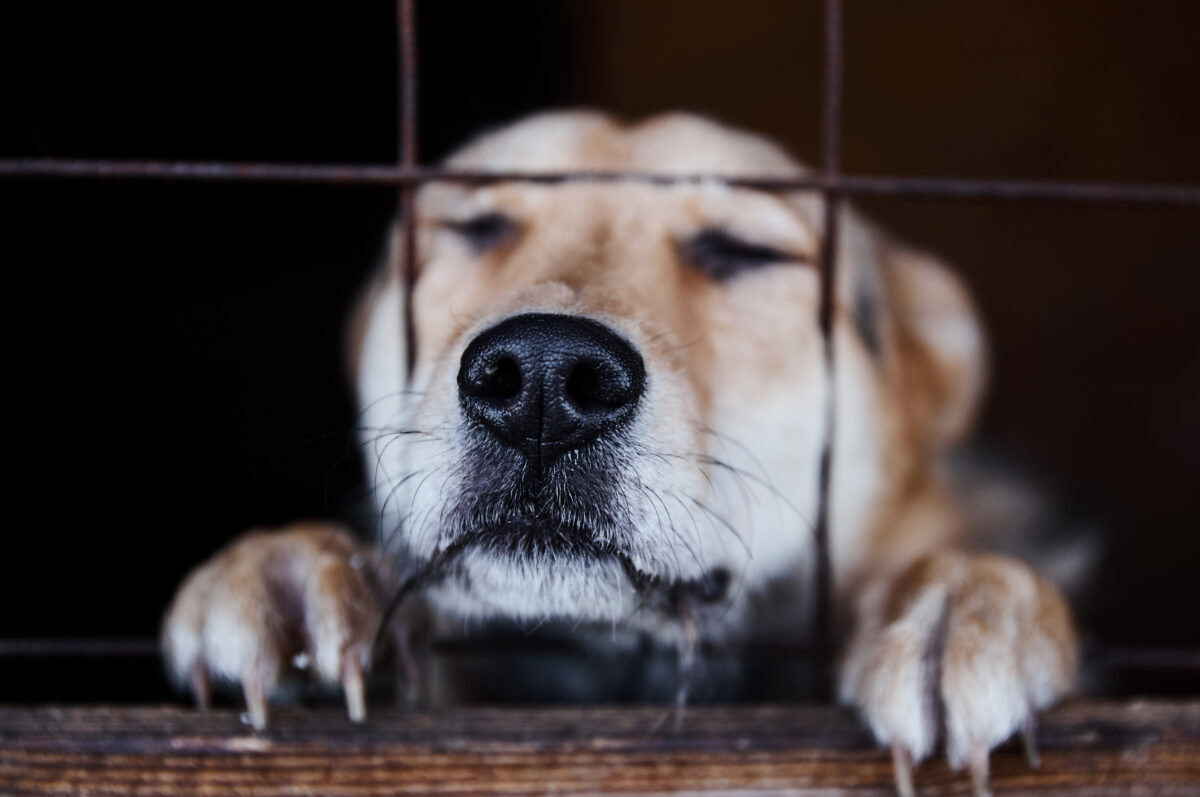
[666,490,713,565]
[374,471,425,551]
[687,495,752,559]
[352,388,426,429]
[698,454,812,529]
[373,537,470,654]
[697,422,775,485]
[632,479,683,577]
[635,480,703,580]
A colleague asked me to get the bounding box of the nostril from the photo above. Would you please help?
[565,360,634,412]
[484,356,521,398]
[461,354,521,399]
[565,362,601,411]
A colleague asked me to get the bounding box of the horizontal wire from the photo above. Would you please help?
[1,637,1197,671]
[1,159,1198,203]
[0,638,160,657]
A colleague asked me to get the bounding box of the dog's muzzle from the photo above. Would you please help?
[457,313,646,473]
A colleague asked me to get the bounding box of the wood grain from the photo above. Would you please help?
[1,701,1197,795]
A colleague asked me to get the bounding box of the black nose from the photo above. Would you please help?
[458,313,646,471]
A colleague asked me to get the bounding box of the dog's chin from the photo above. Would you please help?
[426,544,640,624]
[419,515,737,626]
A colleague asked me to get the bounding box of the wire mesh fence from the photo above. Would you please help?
[1,0,1197,685]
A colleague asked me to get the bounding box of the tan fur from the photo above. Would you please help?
[164,111,1077,792]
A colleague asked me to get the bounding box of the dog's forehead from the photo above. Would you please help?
[447,110,806,176]
[424,111,821,252]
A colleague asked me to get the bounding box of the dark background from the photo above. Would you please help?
[1,0,1197,701]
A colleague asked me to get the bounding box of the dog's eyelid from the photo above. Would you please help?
[680,228,809,281]
[441,212,521,254]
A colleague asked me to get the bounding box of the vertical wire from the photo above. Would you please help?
[382,0,420,685]
[397,0,419,380]
[812,0,845,700]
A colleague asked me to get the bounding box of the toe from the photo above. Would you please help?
[843,574,954,764]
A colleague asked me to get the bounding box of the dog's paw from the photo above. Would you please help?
[162,523,383,729]
[839,552,1077,797]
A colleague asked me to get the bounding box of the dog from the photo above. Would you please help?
[163,111,1080,796]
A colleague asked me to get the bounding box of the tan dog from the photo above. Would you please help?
[164,111,1077,796]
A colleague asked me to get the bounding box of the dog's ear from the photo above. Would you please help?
[876,230,988,449]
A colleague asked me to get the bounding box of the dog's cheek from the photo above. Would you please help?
[355,278,424,552]
[354,277,473,558]
[356,277,406,421]
[829,329,893,571]
[616,363,717,579]
[696,272,829,582]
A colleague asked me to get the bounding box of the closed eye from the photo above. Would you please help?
[445,212,519,254]
[679,229,803,282]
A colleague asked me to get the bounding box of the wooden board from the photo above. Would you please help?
[2,701,1198,795]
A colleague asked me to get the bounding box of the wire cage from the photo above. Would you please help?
[1,0,1199,691]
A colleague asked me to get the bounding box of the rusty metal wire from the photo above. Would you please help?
[2,159,1199,204]
[398,0,419,379]
[0,638,160,658]
[0,636,1196,675]
[2,0,1199,685]
[807,0,846,698]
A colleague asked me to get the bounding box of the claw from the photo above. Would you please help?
[891,743,915,797]
[1021,716,1041,769]
[343,648,367,723]
[242,668,269,731]
[968,744,992,797]
[189,661,211,710]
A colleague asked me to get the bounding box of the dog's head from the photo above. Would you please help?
[353,112,986,631]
